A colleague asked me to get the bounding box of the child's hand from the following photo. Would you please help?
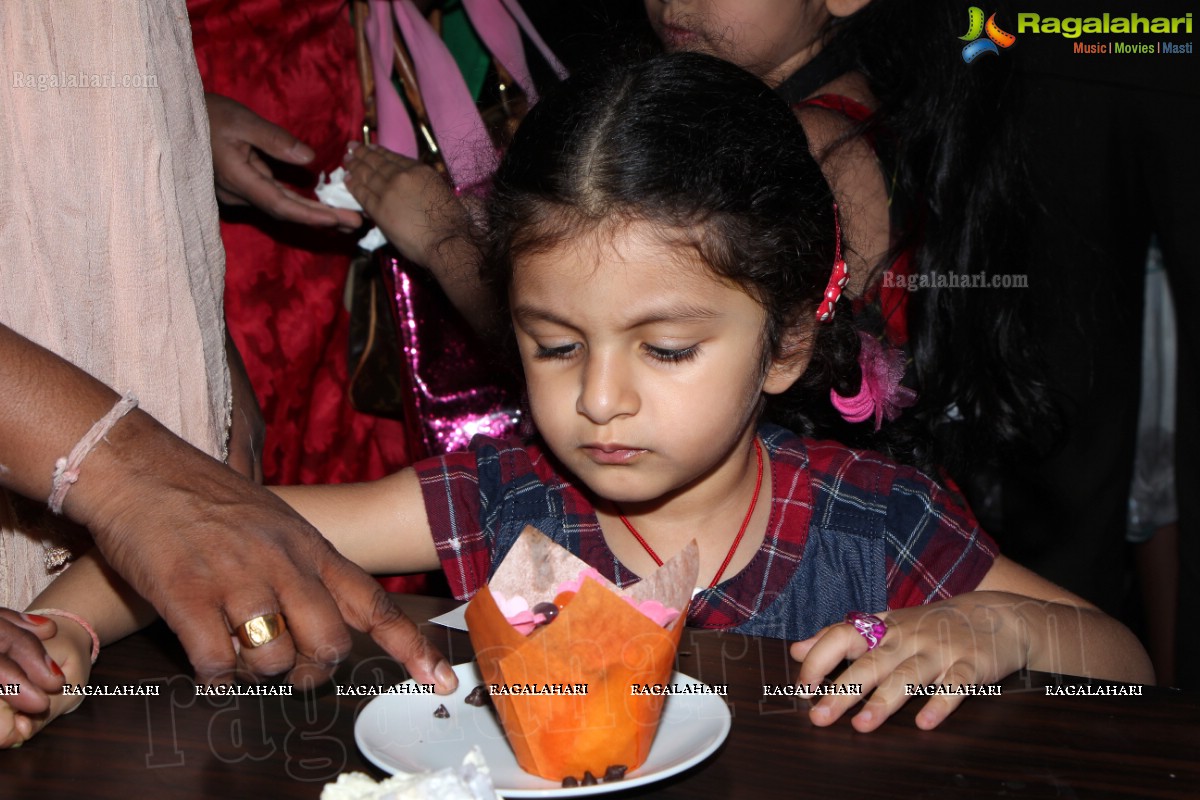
[789,594,1031,732]
[1,614,94,748]
[343,144,468,271]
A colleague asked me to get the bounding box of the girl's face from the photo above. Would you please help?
[510,222,802,511]
[644,0,832,86]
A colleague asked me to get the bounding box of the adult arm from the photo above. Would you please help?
[794,97,891,297]
[0,323,456,692]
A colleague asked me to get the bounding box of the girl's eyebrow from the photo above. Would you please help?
[511,305,576,329]
[512,303,724,329]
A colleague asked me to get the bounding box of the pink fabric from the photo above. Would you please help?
[391,0,496,189]
[366,0,419,157]
[367,0,566,191]
[831,332,918,430]
[461,0,568,105]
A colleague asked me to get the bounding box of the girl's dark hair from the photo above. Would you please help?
[808,0,1060,477]
[484,51,911,460]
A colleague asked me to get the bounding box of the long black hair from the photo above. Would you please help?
[484,52,911,463]
[793,0,1060,477]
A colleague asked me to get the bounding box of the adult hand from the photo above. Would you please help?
[0,610,61,716]
[206,93,363,230]
[71,419,457,691]
[789,595,1030,732]
[1,611,93,748]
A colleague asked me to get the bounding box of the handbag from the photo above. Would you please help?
[345,0,566,457]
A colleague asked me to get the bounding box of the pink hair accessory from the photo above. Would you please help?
[831,332,917,430]
[816,204,849,322]
[26,608,100,664]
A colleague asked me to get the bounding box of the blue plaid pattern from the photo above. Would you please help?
[416,424,996,639]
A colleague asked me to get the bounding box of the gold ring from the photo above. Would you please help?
[236,612,287,649]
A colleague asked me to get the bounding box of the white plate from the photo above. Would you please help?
[354,662,731,797]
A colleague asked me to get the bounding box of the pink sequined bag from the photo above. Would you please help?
[347,0,566,456]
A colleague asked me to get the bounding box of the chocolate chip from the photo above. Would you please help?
[464,685,488,707]
[561,776,579,787]
[603,765,627,782]
[581,771,598,786]
[532,601,559,622]
[433,703,450,719]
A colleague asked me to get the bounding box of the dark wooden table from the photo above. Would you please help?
[3,595,1197,799]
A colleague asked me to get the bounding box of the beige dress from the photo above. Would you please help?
[0,0,230,607]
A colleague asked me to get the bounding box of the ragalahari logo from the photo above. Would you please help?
[959,7,1016,62]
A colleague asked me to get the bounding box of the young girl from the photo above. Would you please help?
[2,53,1149,747]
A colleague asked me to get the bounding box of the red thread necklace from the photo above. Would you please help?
[617,438,764,589]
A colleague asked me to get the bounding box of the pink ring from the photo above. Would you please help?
[844,611,887,650]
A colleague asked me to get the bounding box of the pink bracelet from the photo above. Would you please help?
[48,393,138,515]
[25,608,100,664]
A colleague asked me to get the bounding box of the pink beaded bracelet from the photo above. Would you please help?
[26,608,100,664]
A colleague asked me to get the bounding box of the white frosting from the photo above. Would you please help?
[321,748,497,800]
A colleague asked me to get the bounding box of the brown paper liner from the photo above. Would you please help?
[465,527,697,781]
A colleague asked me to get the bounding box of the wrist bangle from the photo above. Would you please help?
[25,608,100,664]
[48,393,138,515]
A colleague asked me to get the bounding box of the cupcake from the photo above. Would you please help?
[464,526,698,783]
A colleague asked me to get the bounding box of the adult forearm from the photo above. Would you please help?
[0,323,141,511]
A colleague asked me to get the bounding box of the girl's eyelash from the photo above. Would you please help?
[645,344,700,363]
[533,343,578,360]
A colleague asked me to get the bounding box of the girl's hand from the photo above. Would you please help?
[343,144,467,270]
[789,594,1031,732]
[1,614,93,748]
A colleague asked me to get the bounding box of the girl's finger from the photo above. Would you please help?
[912,659,981,730]
[788,623,836,662]
[806,644,902,728]
[845,652,942,732]
[795,623,872,689]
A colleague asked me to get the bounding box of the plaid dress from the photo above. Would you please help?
[416,424,996,641]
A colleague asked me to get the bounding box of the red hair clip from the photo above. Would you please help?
[816,204,848,322]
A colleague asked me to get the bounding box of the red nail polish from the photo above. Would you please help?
[23,613,51,625]
[48,658,63,677]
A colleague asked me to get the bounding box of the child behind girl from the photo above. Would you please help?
[643,0,1055,487]
[2,53,1149,746]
